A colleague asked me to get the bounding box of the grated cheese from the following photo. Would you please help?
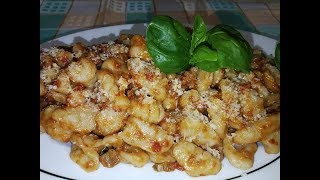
[99,53,107,61]
[153,67,161,76]
[91,46,97,51]
[108,44,128,55]
[171,78,184,96]
[127,57,149,73]
[40,63,61,84]
[47,85,57,91]
[83,89,95,104]
[135,87,155,104]
[185,136,196,143]
[42,47,60,57]
[107,41,115,45]
[173,136,180,143]
[197,90,222,111]
[72,52,80,58]
[209,123,218,130]
[68,61,81,72]
[254,111,267,121]
[165,117,176,123]
[117,76,129,91]
[227,133,236,138]
[134,87,149,96]
[206,144,221,160]
[183,105,209,124]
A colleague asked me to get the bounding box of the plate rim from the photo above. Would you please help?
[40,24,280,180]
[40,156,280,180]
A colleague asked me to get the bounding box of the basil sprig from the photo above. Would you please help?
[146,15,191,74]
[146,15,254,74]
[190,15,207,55]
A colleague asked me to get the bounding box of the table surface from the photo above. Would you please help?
[40,0,280,43]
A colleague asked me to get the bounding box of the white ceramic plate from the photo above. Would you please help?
[40,24,280,180]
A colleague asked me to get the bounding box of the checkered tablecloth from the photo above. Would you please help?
[40,0,280,43]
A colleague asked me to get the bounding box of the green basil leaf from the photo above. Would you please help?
[190,15,207,55]
[190,45,220,72]
[146,15,191,74]
[207,24,253,73]
[190,45,218,64]
[195,60,222,72]
[275,43,280,70]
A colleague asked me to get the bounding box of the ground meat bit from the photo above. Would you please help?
[251,56,268,70]
[54,50,73,68]
[227,127,237,133]
[180,70,197,90]
[99,146,109,156]
[40,54,54,69]
[73,83,86,91]
[114,53,129,62]
[151,141,162,153]
[87,51,104,66]
[125,83,135,98]
[153,162,184,172]
[99,149,121,168]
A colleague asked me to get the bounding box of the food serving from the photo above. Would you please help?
[40,15,280,177]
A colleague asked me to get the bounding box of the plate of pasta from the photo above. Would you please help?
[40,23,280,180]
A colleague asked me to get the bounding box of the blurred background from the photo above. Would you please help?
[40,0,280,43]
